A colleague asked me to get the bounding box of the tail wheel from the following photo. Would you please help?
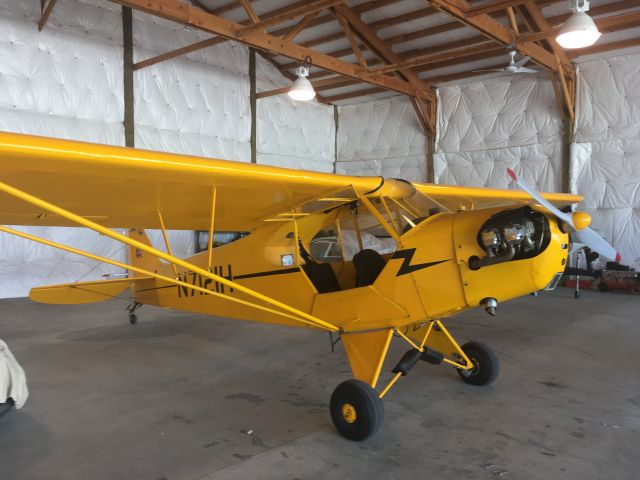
[457,341,500,386]
[330,379,383,441]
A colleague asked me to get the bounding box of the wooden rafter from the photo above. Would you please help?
[427,0,562,72]
[282,12,319,42]
[567,36,640,59]
[465,0,529,17]
[522,1,573,74]
[300,6,438,49]
[238,0,260,24]
[134,37,224,70]
[554,53,574,123]
[332,3,435,130]
[518,10,640,44]
[371,41,495,75]
[237,0,345,37]
[269,0,406,46]
[324,86,386,102]
[138,1,322,70]
[506,7,519,34]
[332,8,368,68]
[112,0,417,97]
[38,0,59,31]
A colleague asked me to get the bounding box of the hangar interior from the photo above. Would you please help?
[0,0,639,478]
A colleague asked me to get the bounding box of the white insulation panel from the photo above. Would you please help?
[572,55,640,265]
[257,95,335,172]
[336,96,426,181]
[434,75,564,192]
[133,10,251,162]
[0,0,127,299]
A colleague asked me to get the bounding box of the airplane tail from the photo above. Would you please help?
[127,228,161,276]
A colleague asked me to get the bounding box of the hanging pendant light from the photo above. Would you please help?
[288,57,316,101]
[556,0,601,49]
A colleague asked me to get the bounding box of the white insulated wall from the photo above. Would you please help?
[336,96,427,182]
[572,54,640,266]
[0,0,126,298]
[0,0,337,298]
[434,75,564,192]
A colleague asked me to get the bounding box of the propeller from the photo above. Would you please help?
[473,51,537,74]
[507,168,621,263]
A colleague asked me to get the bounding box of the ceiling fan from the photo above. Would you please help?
[473,50,537,74]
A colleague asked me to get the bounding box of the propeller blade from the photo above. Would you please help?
[506,168,573,225]
[514,55,531,68]
[573,228,620,263]
[506,168,621,262]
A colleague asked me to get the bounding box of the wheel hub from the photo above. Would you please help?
[341,403,357,423]
[459,356,478,377]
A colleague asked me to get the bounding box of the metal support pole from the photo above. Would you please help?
[250,48,257,164]
[123,6,135,148]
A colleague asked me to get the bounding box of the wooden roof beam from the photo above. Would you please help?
[370,41,496,75]
[332,8,368,68]
[522,1,573,74]
[427,0,561,72]
[111,0,417,97]
[38,0,59,31]
[332,3,435,132]
[323,86,386,102]
[282,12,319,42]
[237,0,346,37]
[238,0,260,24]
[518,11,640,44]
[465,0,529,17]
[268,0,406,45]
[138,0,324,70]
[566,36,640,58]
[299,6,438,49]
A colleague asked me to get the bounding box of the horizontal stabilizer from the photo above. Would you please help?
[30,277,151,305]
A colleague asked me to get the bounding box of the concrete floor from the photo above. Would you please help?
[0,289,638,480]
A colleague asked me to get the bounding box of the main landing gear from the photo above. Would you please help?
[126,302,142,325]
[329,321,500,441]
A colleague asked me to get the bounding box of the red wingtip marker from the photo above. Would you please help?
[507,168,517,181]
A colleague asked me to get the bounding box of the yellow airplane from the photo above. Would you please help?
[0,132,618,441]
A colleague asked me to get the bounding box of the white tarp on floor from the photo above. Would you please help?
[571,54,640,266]
[434,75,564,192]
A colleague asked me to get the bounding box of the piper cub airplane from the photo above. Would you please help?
[0,132,619,441]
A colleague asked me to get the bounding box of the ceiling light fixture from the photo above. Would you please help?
[288,56,316,102]
[556,0,601,49]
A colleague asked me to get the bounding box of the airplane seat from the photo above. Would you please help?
[353,249,387,287]
[301,262,341,293]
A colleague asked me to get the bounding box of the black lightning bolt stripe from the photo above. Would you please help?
[391,249,450,276]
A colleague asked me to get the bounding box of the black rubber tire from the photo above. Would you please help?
[128,313,137,325]
[457,341,500,386]
[330,379,384,441]
[597,282,608,292]
[0,398,15,419]
[574,290,581,299]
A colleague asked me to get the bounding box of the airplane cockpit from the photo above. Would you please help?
[288,181,450,294]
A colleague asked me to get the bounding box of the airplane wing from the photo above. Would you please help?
[414,182,582,212]
[0,132,582,231]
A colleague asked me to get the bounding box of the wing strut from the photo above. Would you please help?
[0,180,340,333]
